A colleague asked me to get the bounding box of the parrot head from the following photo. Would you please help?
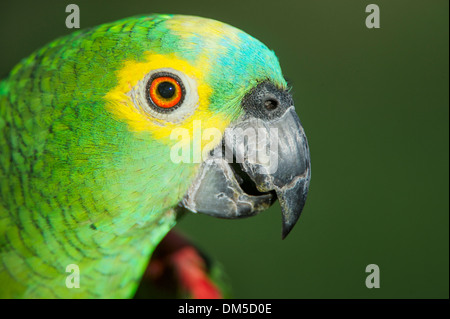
[50,14,311,238]
[5,14,311,238]
[104,14,311,238]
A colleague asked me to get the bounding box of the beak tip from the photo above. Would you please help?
[277,179,309,239]
[281,227,291,240]
[281,212,300,240]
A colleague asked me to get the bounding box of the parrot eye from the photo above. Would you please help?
[129,67,199,123]
[146,73,185,112]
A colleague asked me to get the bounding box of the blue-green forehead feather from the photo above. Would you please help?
[160,15,286,85]
[118,14,286,86]
[150,14,287,113]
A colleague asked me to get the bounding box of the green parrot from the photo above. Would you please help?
[0,14,311,298]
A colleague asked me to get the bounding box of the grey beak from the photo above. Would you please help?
[180,82,311,239]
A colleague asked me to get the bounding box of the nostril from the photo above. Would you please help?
[264,98,278,110]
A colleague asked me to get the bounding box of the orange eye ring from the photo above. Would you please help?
[147,74,184,110]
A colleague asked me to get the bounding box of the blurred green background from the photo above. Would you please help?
[1,0,448,298]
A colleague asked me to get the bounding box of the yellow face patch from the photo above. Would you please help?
[104,53,231,153]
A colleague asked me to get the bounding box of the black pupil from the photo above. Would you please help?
[157,81,176,99]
